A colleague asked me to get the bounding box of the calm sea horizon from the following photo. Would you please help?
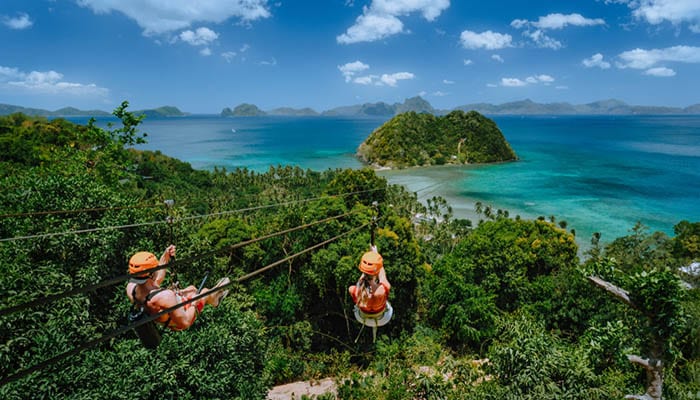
[76,114,700,248]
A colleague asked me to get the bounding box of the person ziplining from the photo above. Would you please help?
[125,245,230,338]
[348,244,393,342]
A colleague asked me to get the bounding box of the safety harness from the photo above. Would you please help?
[128,286,169,349]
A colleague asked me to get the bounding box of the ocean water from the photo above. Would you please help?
[383,115,700,245]
[131,115,377,171]
[79,114,700,246]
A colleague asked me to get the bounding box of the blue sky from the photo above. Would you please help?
[1,0,699,113]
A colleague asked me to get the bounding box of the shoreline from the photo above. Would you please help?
[376,164,595,254]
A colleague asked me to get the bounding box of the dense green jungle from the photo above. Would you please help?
[0,102,699,399]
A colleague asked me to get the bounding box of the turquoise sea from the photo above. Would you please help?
[82,114,700,247]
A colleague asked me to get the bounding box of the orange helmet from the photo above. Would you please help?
[128,251,158,283]
[359,251,383,275]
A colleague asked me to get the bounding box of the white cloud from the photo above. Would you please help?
[339,61,414,87]
[491,54,504,63]
[460,30,512,50]
[500,74,554,87]
[180,27,218,46]
[337,13,404,44]
[354,75,378,85]
[443,79,454,84]
[463,59,473,65]
[511,13,604,50]
[486,83,498,88]
[523,29,562,50]
[199,47,212,56]
[432,91,448,96]
[240,44,250,52]
[510,19,529,29]
[531,13,605,29]
[2,12,33,29]
[371,0,450,21]
[617,45,700,69]
[338,60,370,82]
[337,0,449,44]
[0,65,109,96]
[629,0,700,26]
[380,72,414,86]
[221,51,236,62]
[76,0,270,35]
[644,67,676,76]
[583,53,611,69]
[501,78,527,87]
[556,85,569,90]
[0,66,23,80]
[259,57,277,66]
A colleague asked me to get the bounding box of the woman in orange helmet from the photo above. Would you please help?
[348,245,391,316]
[125,245,230,331]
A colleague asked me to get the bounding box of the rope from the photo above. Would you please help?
[0,210,359,317]
[0,187,384,243]
[0,223,366,387]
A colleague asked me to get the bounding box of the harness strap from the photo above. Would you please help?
[132,286,171,328]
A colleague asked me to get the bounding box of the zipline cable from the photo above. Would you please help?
[177,187,385,222]
[413,180,447,195]
[0,187,384,243]
[0,223,367,387]
[0,220,166,243]
[0,210,359,317]
[0,203,162,219]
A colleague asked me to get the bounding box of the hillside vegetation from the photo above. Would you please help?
[357,110,517,168]
[1,102,698,399]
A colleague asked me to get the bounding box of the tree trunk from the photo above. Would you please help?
[587,276,664,400]
[623,355,663,400]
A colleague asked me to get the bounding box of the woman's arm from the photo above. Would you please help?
[153,245,175,285]
[378,267,391,292]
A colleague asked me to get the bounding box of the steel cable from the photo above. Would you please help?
[0,187,384,242]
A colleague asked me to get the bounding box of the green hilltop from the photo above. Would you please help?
[0,103,111,117]
[133,105,187,117]
[357,110,517,168]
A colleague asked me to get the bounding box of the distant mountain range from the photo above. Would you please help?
[3,97,700,118]
[0,104,187,118]
[453,98,700,116]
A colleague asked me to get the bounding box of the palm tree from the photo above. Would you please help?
[475,201,483,215]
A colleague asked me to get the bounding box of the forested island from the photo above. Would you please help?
[357,110,518,168]
[1,102,699,399]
